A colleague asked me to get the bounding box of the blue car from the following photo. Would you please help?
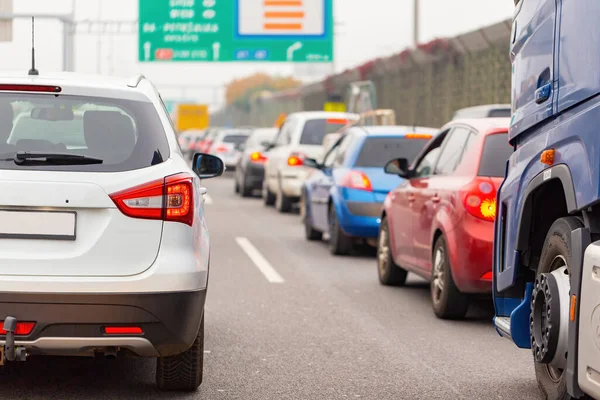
[301,125,437,255]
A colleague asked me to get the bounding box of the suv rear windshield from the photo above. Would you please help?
[0,93,170,172]
[478,133,512,177]
[354,137,430,167]
[300,119,348,145]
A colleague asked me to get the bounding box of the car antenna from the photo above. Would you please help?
[28,17,39,76]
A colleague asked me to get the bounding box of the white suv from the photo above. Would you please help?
[0,71,224,391]
[263,111,358,212]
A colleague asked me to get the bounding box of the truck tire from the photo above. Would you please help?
[329,205,352,255]
[156,313,204,391]
[430,235,469,319]
[377,216,408,286]
[533,217,584,400]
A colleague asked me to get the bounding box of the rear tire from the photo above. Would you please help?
[329,205,352,255]
[533,217,584,400]
[377,216,408,286]
[263,183,276,206]
[430,236,469,320]
[240,174,252,198]
[234,180,240,194]
[302,192,323,241]
[275,184,292,213]
[156,312,204,391]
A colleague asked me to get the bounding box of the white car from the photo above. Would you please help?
[208,128,251,170]
[0,71,224,391]
[263,111,359,212]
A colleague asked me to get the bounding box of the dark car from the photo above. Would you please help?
[234,127,278,197]
[452,104,511,119]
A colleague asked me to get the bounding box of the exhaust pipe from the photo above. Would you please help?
[104,347,118,360]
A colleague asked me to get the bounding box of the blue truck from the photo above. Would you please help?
[494,0,600,398]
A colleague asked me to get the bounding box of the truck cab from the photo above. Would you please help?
[494,0,600,398]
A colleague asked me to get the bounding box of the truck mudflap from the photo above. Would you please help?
[575,234,600,399]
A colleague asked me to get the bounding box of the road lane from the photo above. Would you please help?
[0,172,540,399]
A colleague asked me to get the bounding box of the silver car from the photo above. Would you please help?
[209,129,252,170]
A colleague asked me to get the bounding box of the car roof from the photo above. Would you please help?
[444,117,510,134]
[288,111,359,121]
[453,104,511,118]
[351,125,439,136]
[0,71,153,101]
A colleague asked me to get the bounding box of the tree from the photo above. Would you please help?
[225,73,301,111]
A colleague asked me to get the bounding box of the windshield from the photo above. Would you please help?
[354,137,430,167]
[222,134,249,146]
[300,119,348,145]
[478,132,512,177]
[0,93,169,172]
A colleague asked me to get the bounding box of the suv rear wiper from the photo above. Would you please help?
[13,151,104,165]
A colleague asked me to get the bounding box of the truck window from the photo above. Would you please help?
[478,133,512,177]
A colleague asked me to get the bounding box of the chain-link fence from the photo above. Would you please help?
[211,19,512,128]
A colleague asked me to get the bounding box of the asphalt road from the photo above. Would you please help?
[0,172,541,399]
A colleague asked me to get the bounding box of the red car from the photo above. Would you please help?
[377,117,512,319]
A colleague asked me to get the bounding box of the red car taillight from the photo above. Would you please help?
[0,321,35,336]
[110,173,194,226]
[214,145,229,153]
[250,151,267,163]
[341,170,373,192]
[462,178,497,222]
[287,152,304,166]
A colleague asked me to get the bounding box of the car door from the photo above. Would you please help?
[509,0,557,140]
[389,138,444,270]
[265,118,295,192]
[310,135,349,231]
[411,126,472,271]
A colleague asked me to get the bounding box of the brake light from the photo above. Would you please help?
[104,326,143,335]
[462,178,497,222]
[405,133,433,139]
[481,271,493,281]
[287,154,304,166]
[0,321,35,336]
[326,118,349,124]
[110,173,194,226]
[250,151,267,163]
[341,170,372,192]
[214,145,229,153]
[0,84,61,93]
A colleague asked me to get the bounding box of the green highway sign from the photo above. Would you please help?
[138,0,334,63]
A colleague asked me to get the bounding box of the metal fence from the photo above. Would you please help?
[211,19,513,129]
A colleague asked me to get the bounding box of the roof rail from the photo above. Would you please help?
[127,74,146,88]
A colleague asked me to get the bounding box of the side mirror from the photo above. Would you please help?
[238,143,246,152]
[260,140,272,148]
[192,153,225,179]
[303,157,320,169]
[384,158,410,178]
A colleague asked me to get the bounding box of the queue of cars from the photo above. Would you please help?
[230,106,513,321]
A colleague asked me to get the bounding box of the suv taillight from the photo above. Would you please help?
[110,173,194,226]
[461,178,497,222]
[341,170,372,192]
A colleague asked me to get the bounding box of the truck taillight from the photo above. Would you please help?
[341,170,372,192]
[110,173,194,226]
[462,178,497,222]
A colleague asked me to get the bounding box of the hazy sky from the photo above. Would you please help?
[0,1,514,108]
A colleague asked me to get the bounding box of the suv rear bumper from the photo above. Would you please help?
[0,289,206,358]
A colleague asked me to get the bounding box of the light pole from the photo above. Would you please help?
[413,0,419,46]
